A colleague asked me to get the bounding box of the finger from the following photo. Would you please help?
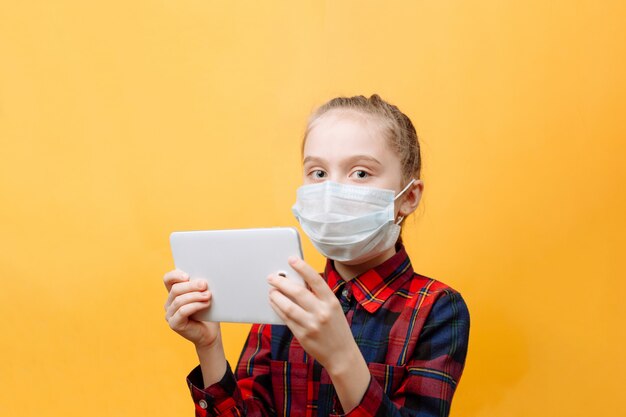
[288,257,334,300]
[267,273,318,312]
[268,295,289,324]
[268,294,310,342]
[268,287,311,328]
[167,301,211,331]
[269,293,321,345]
[163,269,190,292]
[166,290,211,318]
[166,279,208,308]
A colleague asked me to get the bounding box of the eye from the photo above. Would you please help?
[352,170,369,179]
[312,170,327,179]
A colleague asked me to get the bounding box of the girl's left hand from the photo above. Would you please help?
[267,256,361,375]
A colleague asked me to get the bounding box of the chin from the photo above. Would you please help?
[336,253,378,266]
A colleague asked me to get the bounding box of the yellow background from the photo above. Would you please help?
[1,1,624,416]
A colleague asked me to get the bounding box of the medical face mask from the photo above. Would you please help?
[291,179,415,264]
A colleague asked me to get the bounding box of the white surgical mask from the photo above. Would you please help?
[291,179,415,264]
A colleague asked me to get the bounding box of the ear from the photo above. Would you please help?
[398,179,423,218]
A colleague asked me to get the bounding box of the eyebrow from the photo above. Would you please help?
[303,155,383,166]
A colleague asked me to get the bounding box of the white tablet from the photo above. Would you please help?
[169,227,305,325]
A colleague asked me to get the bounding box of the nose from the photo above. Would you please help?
[327,174,346,184]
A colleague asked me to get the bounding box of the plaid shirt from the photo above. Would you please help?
[187,245,470,417]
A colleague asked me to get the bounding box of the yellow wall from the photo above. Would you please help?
[1,1,624,416]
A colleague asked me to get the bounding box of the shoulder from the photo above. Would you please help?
[404,273,470,324]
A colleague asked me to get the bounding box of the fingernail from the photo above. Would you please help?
[288,256,299,265]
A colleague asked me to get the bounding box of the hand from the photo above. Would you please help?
[267,257,362,375]
[163,269,221,350]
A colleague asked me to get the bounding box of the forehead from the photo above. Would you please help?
[303,110,392,160]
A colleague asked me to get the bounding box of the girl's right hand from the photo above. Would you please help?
[163,269,221,349]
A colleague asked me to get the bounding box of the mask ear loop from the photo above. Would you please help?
[393,178,416,225]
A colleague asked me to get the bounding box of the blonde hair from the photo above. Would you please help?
[302,94,422,183]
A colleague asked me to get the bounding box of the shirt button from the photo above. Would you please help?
[199,399,208,409]
[341,289,349,297]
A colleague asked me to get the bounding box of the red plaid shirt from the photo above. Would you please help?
[187,245,470,416]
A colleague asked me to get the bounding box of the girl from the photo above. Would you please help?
[163,95,470,417]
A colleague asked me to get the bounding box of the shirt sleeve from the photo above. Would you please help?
[186,324,276,417]
[335,290,470,417]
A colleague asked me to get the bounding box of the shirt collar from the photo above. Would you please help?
[324,244,414,314]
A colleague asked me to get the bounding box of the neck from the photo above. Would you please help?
[333,245,397,281]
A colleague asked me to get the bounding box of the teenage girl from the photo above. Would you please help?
[163,95,470,417]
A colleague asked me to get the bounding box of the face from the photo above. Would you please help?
[302,110,405,193]
[301,109,423,271]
